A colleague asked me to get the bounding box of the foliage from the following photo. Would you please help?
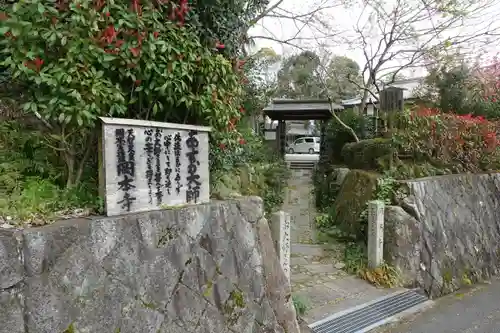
[276,51,323,99]
[424,60,500,119]
[0,0,287,223]
[313,169,342,212]
[341,138,394,171]
[1,0,244,188]
[318,170,379,241]
[325,56,362,100]
[343,242,401,288]
[383,160,452,180]
[394,107,500,173]
[375,176,397,205]
[276,51,362,101]
[210,52,289,217]
[343,242,368,274]
[325,109,375,163]
[210,128,289,215]
[0,121,100,224]
[359,262,402,288]
[189,0,269,57]
[292,294,310,318]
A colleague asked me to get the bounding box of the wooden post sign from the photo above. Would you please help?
[98,117,211,217]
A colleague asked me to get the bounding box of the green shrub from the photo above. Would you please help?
[313,166,343,211]
[292,295,310,318]
[341,138,394,170]
[2,0,245,188]
[0,122,101,224]
[210,127,289,215]
[325,110,376,163]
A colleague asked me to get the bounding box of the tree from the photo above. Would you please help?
[276,51,323,98]
[192,0,269,57]
[273,50,362,140]
[325,55,361,100]
[422,55,500,119]
[1,0,244,187]
[347,0,500,113]
[431,64,472,114]
[276,51,362,100]
[242,47,281,130]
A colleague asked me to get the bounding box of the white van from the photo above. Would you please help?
[287,137,320,154]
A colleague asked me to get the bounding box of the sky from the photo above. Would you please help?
[248,0,500,80]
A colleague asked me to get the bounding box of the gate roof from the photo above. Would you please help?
[263,99,343,121]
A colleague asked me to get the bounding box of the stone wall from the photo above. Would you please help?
[384,173,500,298]
[0,197,299,333]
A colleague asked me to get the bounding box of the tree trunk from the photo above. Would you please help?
[359,89,369,117]
[65,151,75,188]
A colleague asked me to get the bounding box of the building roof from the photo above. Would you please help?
[263,99,343,120]
[341,97,378,106]
[382,77,425,100]
[341,77,426,107]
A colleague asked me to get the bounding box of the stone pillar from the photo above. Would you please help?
[367,200,385,269]
[318,119,330,171]
[271,211,291,283]
[277,120,286,156]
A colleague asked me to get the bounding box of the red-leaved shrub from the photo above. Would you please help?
[395,107,500,172]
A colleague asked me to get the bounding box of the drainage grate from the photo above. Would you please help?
[309,289,428,333]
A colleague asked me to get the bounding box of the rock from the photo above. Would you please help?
[387,174,500,298]
[0,229,23,290]
[0,197,298,333]
[333,168,350,186]
[0,289,24,333]
[332,170,380,239]
[257,217,300,333]
[233,196,264,224]
[383,206,422,287]
[334,262,346,269]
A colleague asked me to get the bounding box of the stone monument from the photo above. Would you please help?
[98,117,211,217]
[271,211,291,284]
[367,200,385,269]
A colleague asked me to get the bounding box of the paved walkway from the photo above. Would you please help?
[374,278,500,333]
[284,167,405,327]
[284,168,317,244]
[291,244,403,324]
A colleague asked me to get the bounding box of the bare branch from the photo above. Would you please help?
[247,0,344,48]
[341,0,500,111]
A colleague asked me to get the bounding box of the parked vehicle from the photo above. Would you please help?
[287,137,320,154]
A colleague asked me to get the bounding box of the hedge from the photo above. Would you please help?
[341,138,394,170]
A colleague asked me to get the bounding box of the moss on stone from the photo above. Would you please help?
[140,300,157,310]
[223,289,246,325]
[215,263,222,275]
[157,227,177,247]
[442,269,453,285]
[203,280,213,298]
[63,323,75,333]
[331,170,380,240]
[231,290,245,308]
[461,272,472,285]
